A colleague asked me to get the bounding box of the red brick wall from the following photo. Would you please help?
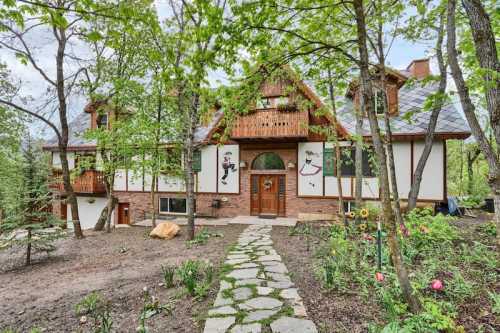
[113,144,338,223]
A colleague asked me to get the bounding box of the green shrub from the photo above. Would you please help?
[75,292,112,333]
[176,259,214,299]
[161,264,176,288]
[476,221,497,237]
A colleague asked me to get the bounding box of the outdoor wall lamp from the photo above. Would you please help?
[239,161,247,168]
[287,161,296,169]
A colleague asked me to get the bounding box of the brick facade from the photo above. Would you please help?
[113,143,339,224]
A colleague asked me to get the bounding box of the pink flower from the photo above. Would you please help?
[400,224,410,237]
[431,279,444,291]
[375,272,385,282]
[362,233,374,241]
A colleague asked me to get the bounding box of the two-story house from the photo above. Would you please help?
[44,59,470,229]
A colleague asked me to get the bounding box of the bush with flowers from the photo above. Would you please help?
[308,206,497,331]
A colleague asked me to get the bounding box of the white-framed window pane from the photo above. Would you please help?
[159,197,169,213]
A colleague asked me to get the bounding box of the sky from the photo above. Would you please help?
[2,1,438,139]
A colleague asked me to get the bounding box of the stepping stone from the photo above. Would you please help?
[220,280,232,291]
[292,300,308,317]
[266,272,291,282]
[257,255,281,262]
[260,261,281,267]
[280,288,300,300]
[226,258,250,265]
[267,281,294,289]
[208,306,237,316]
[214,292,233,307]
[233,287,253,301]
[243,309,280,323]
[235,263,259,269]
[235,278,265,287]
[256,287,274,296]
[227,268,259,280]
[231,323,262,333]
[264,263,288,274]
[256,245,273,251]
[227,254,250,260]
[239,297,283,310]
[204,317,236,333]
[270,317,317,333]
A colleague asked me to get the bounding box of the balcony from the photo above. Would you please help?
[231,109,309,140]
[50,170,106,194]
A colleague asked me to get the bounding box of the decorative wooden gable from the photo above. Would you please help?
[230,68,347,141]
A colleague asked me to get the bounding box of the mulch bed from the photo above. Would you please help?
[272,225,384,333]
[0,224,245,333]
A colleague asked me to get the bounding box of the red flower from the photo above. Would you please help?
[431,279,444,291]
[375,272,385,282]
[362,233,374,241]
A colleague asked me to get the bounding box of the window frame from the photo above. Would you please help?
[158,197,195,215]
[97,113,108,129]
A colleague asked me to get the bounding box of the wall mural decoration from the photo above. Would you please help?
[298,142,323,196]
[299,150,322,179]
[221,151,237,185]
[218,145,239,193]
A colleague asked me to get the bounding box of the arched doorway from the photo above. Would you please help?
[250,152,286,217]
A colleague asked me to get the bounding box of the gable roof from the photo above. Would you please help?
[337,80,471,140]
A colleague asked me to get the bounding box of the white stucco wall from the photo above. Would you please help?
[197,145,217,193]
[298,142,323,196]
[67,196,112,230]
[390,142,412,198]
[114,169,127,191]
[413,141,444,200]
[217,144,239,194]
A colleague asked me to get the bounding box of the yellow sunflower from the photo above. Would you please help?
[347,211,356,219]
[359,223,367,231]
[360,208,369,219]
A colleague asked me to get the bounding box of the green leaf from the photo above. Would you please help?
[87,31,103,42]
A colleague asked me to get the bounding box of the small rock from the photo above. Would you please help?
[79,315,87,324]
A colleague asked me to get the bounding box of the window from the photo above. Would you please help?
[97,113,108,128]
[323,147,376,177]
[252,152,285,170]
[343,201,356,213]
[159,197,195,214]
[374,90,386,115]
[193,150,202,172]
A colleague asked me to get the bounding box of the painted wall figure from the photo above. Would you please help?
[221,151,237,185]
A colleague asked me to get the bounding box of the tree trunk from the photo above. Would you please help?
[407,13,447,211]
[150,174,157,228]
[353,0,422,313]
[26,228,32,266]
[55,25,83,239]
[105,194,116,233]
[462,0,500,147]
[94,205,108,231]
[327,70,347,225]
[467,151,474,194]
[184,92,199,241]
[447,0,500,247]
[355,101,364,219]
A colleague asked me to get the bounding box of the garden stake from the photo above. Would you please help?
[377,219,382,271]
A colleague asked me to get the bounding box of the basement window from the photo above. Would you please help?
[159,197,195,214]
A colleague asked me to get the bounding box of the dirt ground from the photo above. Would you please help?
[0,224,245,333]
[272,226,384,333]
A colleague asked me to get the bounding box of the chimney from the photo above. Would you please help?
[406,58,430,79]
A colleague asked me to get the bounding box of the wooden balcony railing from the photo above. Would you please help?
[231,109,309,139]
[50,170,106,194]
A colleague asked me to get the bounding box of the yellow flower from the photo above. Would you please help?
[360,208,369,219]
[359,223,367,231]
[347,211,356,219]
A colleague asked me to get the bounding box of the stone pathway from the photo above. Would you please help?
[203,225,317,333]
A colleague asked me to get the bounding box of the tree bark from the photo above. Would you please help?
[26,228,32,266]
[150,174,157,228]
[355,100,364,219]
[407,13,447,211]
[55,25,83,238]
[353,0,422,313]
[327,70,347,225]
[462,0,500,147]
[447,0,500,248]
[374,5,406,231]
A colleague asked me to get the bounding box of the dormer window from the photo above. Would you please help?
[97,113,108,129]
[374,89,387,115]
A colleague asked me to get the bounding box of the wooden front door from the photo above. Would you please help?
[251,175,286,217]
[118,203,130,224]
